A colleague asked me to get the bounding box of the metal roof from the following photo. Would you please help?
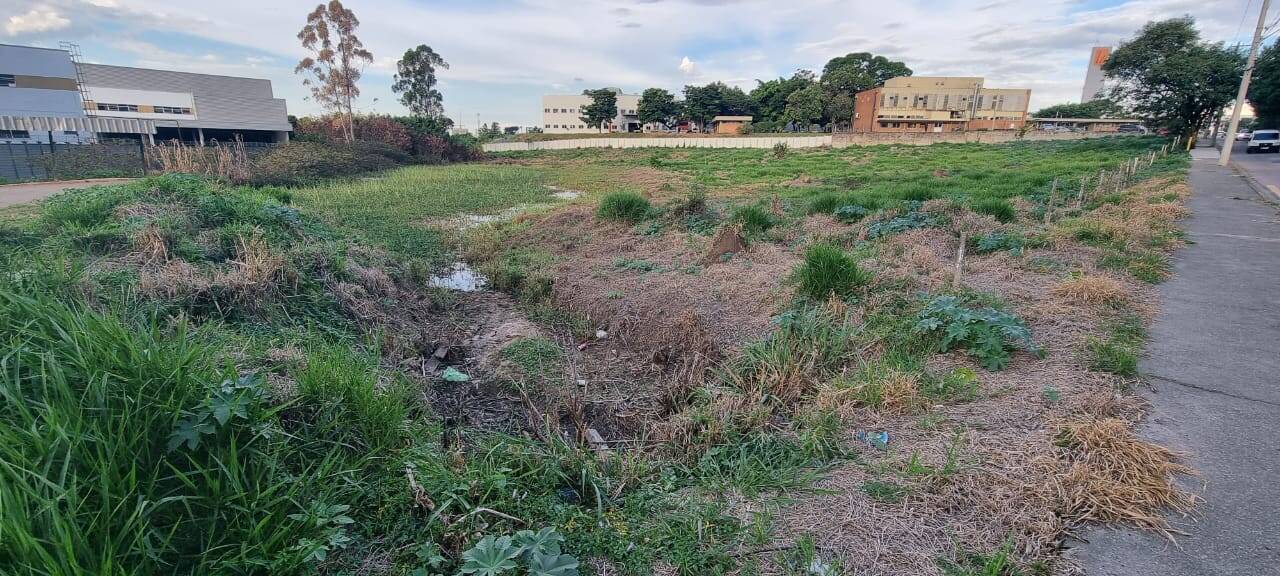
[0,115,156,134]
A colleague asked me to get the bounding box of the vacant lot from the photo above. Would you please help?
[0,137,1194,575]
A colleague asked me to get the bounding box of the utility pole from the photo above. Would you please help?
[1221,0,1271,166]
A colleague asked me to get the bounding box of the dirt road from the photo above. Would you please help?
[0,178,134,208]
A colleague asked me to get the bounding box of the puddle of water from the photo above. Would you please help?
[545,185,582,200]
[429,262,488,291]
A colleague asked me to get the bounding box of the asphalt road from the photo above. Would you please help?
[0,178,133,209]
[1072,147,1280,574]
[1223,139,1280,200]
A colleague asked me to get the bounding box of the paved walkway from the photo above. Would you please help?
[0,178,133,208]
[1072,148,1280,574]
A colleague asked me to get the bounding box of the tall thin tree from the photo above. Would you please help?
[392,45,449,118]
[295,0,373,142]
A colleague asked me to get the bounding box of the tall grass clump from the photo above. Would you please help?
[597,191,652,223]
[730,204,774,235]
[970,197,1017,223]
[0,291,357,574]
[795,243,873,300]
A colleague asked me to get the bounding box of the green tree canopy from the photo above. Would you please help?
[820,52,912,96]
[580,89,619,132]
[749,70,816,123]
[1103,17,1243,138]
[637,88,680,128]
[783,83,826,127]
[1248,43,1280,129]
[391,45,449,117]
[1031,99,1127,119]
[681,82,755,128]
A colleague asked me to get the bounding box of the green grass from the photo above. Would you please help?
[1087,314,1147,377]
[294,164,553,263]
[500,336,565,384]
[730,204,775,234]
[596,191,652,222]
[971,197,1017,223]
[794,243,873,301]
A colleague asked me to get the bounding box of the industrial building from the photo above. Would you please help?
[851,76,1031,133]
[0,43,291,144]
[541,89,642,133]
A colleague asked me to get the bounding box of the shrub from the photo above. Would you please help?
[971,198,1017,223]
[833,205,870,223]
[249,142,400,186]
[597,192,651,223]
[730,204,774,234]
[353,115,413,153]
[795,243,873,300]
[773,142,788,158]
[866,203,937,239]
[914,295,1041,371]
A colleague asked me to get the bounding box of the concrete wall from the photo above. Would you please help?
[832,131,1130,147]
[482,131,1135,152]
[484,135,832,152]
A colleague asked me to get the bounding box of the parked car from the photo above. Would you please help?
[1246,129,1280,153]
[1117,124,1147,134]
[1237,130,1253,141]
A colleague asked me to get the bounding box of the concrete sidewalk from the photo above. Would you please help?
[1071,150,1280,574]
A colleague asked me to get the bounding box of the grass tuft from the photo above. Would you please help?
[794,243,873,301]
[597,191,652,223]
[970,197,1017,223]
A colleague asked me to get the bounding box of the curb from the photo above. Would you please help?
[1227,160,1280,205]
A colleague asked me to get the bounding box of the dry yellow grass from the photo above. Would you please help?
[1045,418,1198,536]
[1134,202,1192,222]
[1051,275,1128,305]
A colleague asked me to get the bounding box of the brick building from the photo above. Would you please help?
[852,76,1030,133]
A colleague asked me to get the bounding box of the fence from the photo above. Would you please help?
[484,135,832,152]
[0,140,278,182]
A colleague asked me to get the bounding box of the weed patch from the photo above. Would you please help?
[795,243,873,301]
[915,295,1041,371]
[597,191,652,223]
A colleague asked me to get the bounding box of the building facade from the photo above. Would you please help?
[852,76,1031,133]
[541,90,642,133]
[1081,47,1111,102]
[0,43,291,144]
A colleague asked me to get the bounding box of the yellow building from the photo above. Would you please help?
[853,76,1031,133]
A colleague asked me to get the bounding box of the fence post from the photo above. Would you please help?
[1076,176,1087,208]
[1044,177,1059,224]
[138,138,149,176]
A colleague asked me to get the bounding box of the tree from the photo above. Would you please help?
[295,0,373,143]
[783,83,826,128]
[820,52,912,96]
[580,89,618,132]
[1032,99,1127,119]
[637,88,680,129]
[1248,43,1280,128]
[750,71,817,123]
[682,82,755,129]
[1104,17,1243,139]
[392,45,449,117]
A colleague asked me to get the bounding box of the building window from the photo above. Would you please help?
[0,129,31,139]
[0,74,14,88]
[544,108,550,113]
[63,130,78,135]
[97,103,140,112]
[153,106,192,115]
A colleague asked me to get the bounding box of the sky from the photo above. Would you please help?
[1,0,1272,129]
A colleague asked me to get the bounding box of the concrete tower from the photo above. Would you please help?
[1081,46,1111,102]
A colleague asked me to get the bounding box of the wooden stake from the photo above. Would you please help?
[953,231,967,286]
[1044,177,1059,224]
[1076,175,1087,208]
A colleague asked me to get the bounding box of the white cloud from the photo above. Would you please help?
[5,7,70,35]
[678,56,697,75]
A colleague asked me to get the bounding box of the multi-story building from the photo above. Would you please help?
[1081,47,1111,102]
[0,43,291,144]
[852,76,1031,133]
[541,90,642,134]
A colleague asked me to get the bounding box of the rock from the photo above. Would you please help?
[703,224,746,265]
[595,329,608,340]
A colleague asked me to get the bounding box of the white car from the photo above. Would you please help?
[1247,129,1280,153]
[1236,130,1253,141]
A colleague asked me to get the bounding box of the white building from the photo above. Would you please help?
[541,90,643,134]
[1081,46,1110,102]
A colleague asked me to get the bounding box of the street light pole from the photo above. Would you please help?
[1221,0,1271,166]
